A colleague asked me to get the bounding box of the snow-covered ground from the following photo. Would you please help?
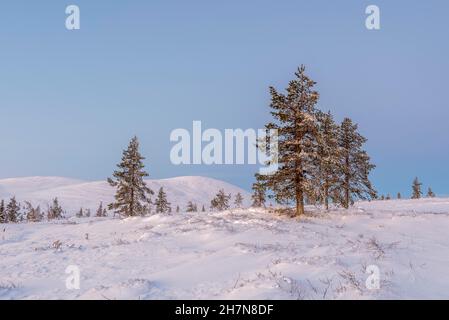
[0,176,251,214]
[1,197,449,300]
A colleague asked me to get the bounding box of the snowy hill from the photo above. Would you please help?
[1,198,449,299]
[0,176,251,214]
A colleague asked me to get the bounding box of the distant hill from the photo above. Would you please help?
[0,176,251,214]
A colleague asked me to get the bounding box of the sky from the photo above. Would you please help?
[0,0,448,196]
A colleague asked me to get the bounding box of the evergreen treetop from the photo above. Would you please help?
[411,177,422,199]
[338,118,376,208]
[210,189,231,211]
[234,193,244,208]
[6,197,20,223]
[155,187,171,213]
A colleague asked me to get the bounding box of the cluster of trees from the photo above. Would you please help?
[376,177,436,201]
[76,202,108,218]
[0,196,114,224]
[0,197,64,224]
[107,136,247,217]
[411,177,435,199]
[209,190,244,211]
[252,66,376,216]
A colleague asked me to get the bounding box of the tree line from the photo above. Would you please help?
[378,177,436,201]
[0,66,439,222]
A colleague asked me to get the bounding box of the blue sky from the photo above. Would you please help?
[0,1,448,196]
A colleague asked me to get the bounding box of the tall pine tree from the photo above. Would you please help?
[108,136,154,217]
[338,118,376,208]
[315,111,340,210]
[427,187,435,198]
[261,65,320,216]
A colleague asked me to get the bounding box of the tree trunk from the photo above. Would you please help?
[344,154,350,209]
[344,180,349,209]
[296,189,304,217]
[324,182,329,210]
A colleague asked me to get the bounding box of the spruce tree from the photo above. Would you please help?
[76,208,83,218]
[397,192,401,199]
[6,197,20,223]
[411,177,422,199]
[210,189,231,211]
[234,193,244,208]
[251,174,266,208]
[85,209,91,217]
[0,200,6,223]
[386,194,391,200]
[24,201,42,222]
[186,201,198,212]
[96,202,107,217]
[338,118,376,208]
[201,205,205,212]
[315,111,340,210]
[427,187,435,198]
[155,187,171,213]
[176,205,180,213]
[108,136,154,217]
[260,66,320,216]
[47,198,64,220]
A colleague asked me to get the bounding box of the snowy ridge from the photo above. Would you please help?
[0,176,251,214]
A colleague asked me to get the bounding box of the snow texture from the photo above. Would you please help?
[1,188,449,299]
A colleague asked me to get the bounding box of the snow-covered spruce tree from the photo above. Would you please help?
[0,200,7,223]
[186,201,198,212]
[210,189,231,211]
[96,202,107,217]
[411,177,422,199]
[85,209,91,217]
[234,193,244,208]
[251,174,266,208]
[315,110,341,210]
[155,187,171,213]
[24,201,42,222]
[260,66,320,217]
[176,205,180,213]
[108,136,154,217]
[201,205,205,212]
[47,198,64,220]
[6,197,20,223]
[338,118,376,209]
[427,187,435,198]
[386,194,391,200]
[397,192,402,199]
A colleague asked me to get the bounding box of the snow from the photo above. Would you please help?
[1,194,449,300]
[0,176,251,214]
